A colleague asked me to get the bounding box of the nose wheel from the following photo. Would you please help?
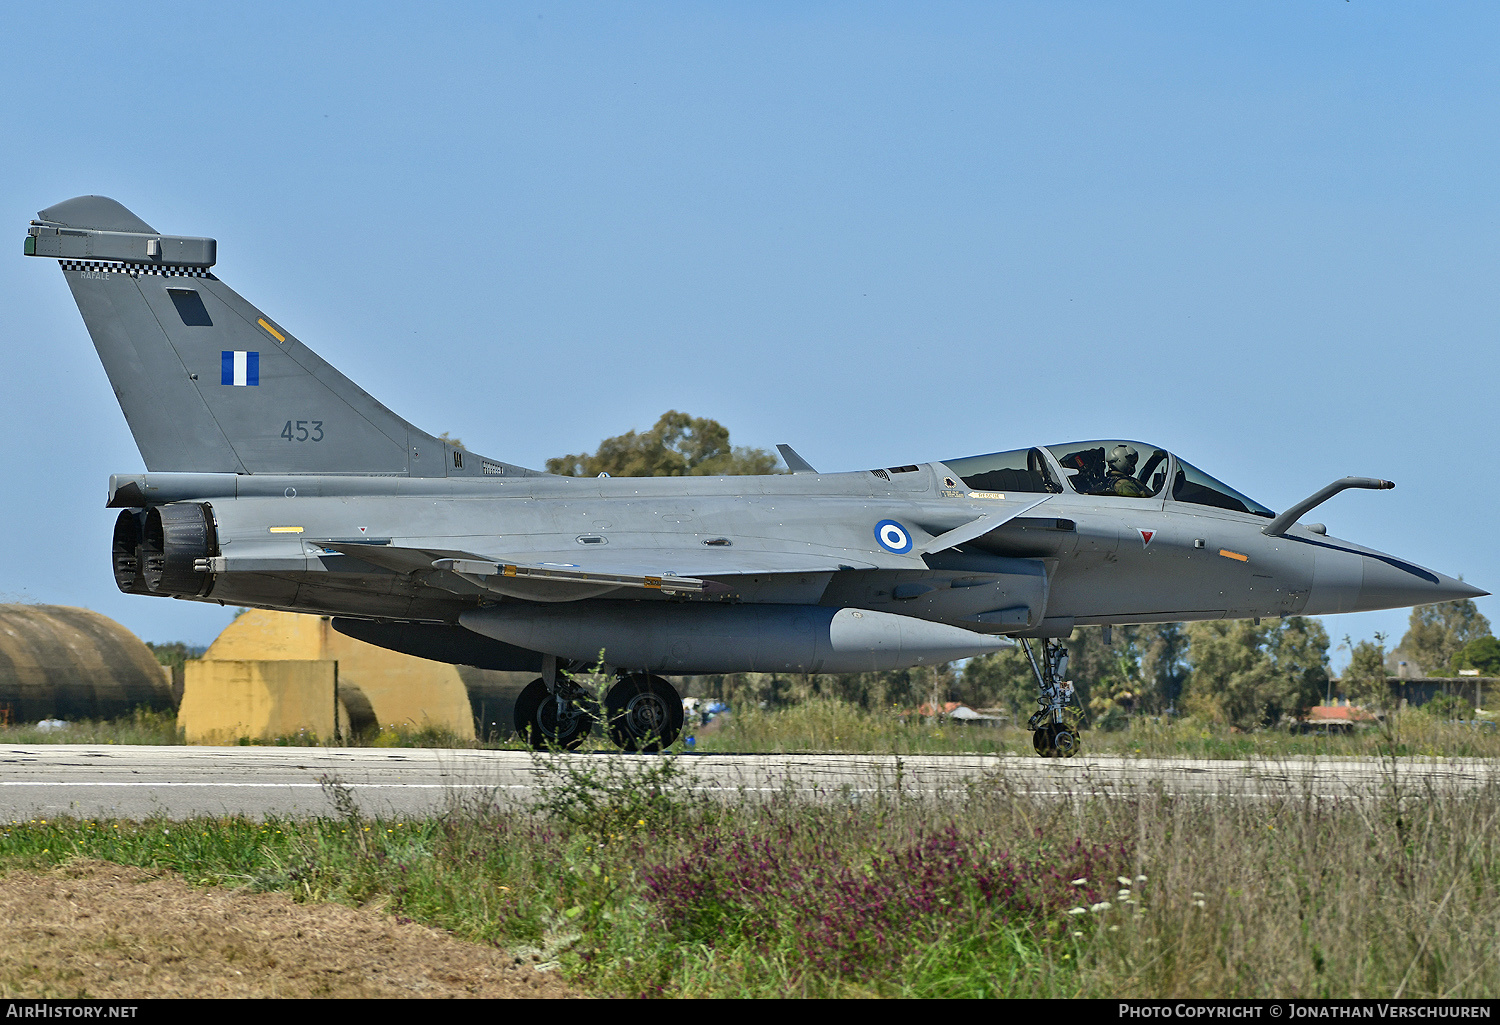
[1031,722,1081,758]
[1023,638,1082,758]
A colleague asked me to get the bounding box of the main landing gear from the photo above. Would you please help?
[514,656,685,752]
[514,656,600,750]
[1022,638,1081,758]
[604,673,685,753]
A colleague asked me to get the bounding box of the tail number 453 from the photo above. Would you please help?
[281,420,324,442]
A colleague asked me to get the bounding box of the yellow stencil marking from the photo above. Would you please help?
[503,565,518,577]
[268,526,304,534]
[1219,549,1249,562]
[968,491,1006,500]
[645,576,662,589]
[258,318,286,343]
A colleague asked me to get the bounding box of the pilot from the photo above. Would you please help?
[1106,445,1151,498]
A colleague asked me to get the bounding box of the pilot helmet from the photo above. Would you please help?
[1107,444,1139,475]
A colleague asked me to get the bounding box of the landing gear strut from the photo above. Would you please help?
[1023,638,1081,758]
[515,655,599,750]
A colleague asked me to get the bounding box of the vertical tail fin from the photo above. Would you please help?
[28,196,533,478]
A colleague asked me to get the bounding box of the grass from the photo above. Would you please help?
[8,698,1498,760]
[0,711,528,750]
[688,698,1500,760]
[0,707,185,745]
[1,750,1498,997]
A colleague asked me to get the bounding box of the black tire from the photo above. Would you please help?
[515,678,598,751]
[514,678,546,748]
[605,674,684,752]
[1031,727,1056,757]
[1053,727,1081,758]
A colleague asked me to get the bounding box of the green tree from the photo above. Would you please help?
[546,411,780,477]
[1393,598,1491,676]
[960,623,1191,725]
[1182,617,1329,729]
[144,641,202,670]
[959,647,1037,717]
[1140,623,1191,712]
[1452,635,1500,676]
[1341,633,1390,708]
[692,664,952,713]
[1064,627,1139,724]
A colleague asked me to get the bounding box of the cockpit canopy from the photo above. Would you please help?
[942,441,1274,518]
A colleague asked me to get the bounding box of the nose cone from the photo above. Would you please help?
[1357,556,1487,613]
[1305,540,1487,616]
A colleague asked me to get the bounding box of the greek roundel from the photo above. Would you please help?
[874,519,913,554]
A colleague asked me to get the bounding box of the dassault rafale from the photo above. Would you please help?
[26,196,1487,756]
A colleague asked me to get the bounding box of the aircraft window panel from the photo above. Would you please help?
[1170,457,1275,518]
[1046,441,1168,498]
[941,448,1061,494]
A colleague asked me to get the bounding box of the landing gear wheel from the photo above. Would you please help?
[514,678,598,751]
[514,679,545,748]
[1030,723,1082,759]
[1032,728,1056,757]
[605,674,684,752]
[1023,637,1083,758]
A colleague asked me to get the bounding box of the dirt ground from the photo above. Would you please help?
[0,860,586,998]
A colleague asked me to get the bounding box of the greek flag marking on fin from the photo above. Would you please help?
[221,350,259,386]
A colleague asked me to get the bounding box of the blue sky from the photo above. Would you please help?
[2,2,1495,664]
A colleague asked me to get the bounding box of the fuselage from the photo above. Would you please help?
[108,444,1480,655]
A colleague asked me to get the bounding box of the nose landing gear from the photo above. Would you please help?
[1023,638,1081,758]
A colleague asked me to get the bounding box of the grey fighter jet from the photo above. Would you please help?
[26,196,1488,756]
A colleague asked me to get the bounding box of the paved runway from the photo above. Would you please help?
[1,745,1496,820]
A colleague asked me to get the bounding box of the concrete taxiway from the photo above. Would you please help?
[0,746,1495,820]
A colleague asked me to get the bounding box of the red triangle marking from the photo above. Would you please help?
[1139,529,1155,546]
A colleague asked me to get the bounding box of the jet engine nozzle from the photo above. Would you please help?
[111,509,151,595]
[139,503,218,597]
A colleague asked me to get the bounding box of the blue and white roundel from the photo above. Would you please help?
[875,519,913,554]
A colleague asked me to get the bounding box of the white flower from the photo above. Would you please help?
[1117,889,1132,898]
[1136,875,1147,882]
[1192,891,1205,898]
[1071,878,1088,886]
[1090,901,1112,912]
[1109,925,1120,932]
[1068,907,1088,915]
[1072,931,1084,937]
[1117,876,1133,887]
[1193,899,1206,908]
